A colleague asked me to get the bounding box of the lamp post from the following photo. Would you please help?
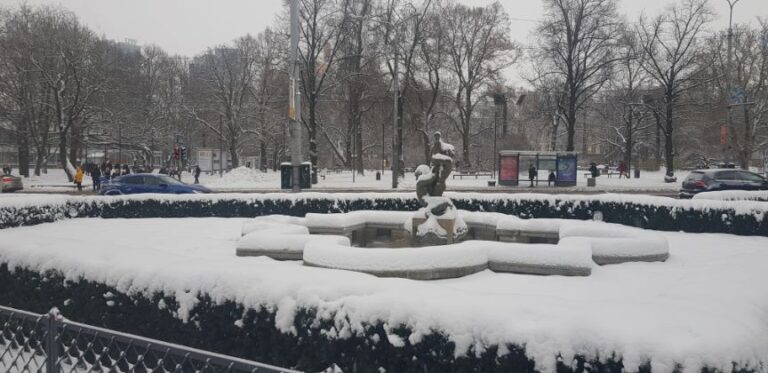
[288,0,303,192]
[724,0,740,163]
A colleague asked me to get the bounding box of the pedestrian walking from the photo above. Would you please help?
[91,166,102,191]
[194,165,201,184]
[618,161,627,179]
[528,164,537,187]
[74,165,84,192]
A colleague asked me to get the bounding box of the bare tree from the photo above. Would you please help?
[413,2,447,164]
[708,22,768,168]
[601,29,653,175]
[298,0,349,183]
[187,36,261,169]
[443,1,518,168]
[637,0,713,177]
[535,0,621,152]
[22,8,105,180]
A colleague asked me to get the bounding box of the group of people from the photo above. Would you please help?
[73,162,147,192]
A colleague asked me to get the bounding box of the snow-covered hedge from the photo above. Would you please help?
[1,192,767,236]
[15,263,753,372]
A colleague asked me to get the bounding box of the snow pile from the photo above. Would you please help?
[692,190,768,202]
[0,218,766,372]
[205,167,266,189]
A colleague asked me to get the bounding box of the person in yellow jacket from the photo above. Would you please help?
[74,165,84,192]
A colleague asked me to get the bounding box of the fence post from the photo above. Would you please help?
[46,311,59,373]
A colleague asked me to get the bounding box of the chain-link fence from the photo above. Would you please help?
[0,305,300,373]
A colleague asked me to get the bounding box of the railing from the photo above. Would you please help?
[0,305,300,373]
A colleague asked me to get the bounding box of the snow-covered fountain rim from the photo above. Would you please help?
[238,210,671,280]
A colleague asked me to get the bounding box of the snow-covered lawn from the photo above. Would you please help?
[19,168,684,192]
[0,217,766,371]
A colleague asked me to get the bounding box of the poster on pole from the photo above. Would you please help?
[556,154,577,186]
[498,153,519,186]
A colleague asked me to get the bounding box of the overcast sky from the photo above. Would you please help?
[2,0,766,83]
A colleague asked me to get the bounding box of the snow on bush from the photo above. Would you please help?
[692,190,768,202]
[0,192,766,236]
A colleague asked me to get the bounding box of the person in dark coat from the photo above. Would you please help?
[91,166,102,191]
[112,163,122,179]
[528,164,537,187]
[548,171,557,186]
[122,164,130,176]
[194,165,201,184]
[589,162,599,178]
[617,161,628,179]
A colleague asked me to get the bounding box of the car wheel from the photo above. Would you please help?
[104,190,122,196]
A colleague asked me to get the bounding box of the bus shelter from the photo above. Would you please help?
[498,151,578,187]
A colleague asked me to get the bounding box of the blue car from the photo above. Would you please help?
[100,173,211,195]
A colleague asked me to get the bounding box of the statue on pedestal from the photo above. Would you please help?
[416,132,455,204]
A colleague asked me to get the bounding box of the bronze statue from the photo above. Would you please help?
[416,132,454,201]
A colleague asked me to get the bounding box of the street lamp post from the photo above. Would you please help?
[392,42,400,189]
[288,0,303,192]
[724,0,740,163]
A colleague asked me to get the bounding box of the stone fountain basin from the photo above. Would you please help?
[236,211,669,280]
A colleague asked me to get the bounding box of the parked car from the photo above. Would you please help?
[100,173,211,195]
[1,174,23,193]
[679,169,768,199]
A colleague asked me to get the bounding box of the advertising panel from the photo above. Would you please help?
[499,154,519,186]
[556,154,577,186]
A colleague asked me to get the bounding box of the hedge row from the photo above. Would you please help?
[0,263,686,373]
[0,193,766,236]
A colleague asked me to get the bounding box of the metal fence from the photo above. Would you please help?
[0,305,300,373]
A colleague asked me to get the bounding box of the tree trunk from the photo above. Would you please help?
[59,130,73,181]
[396,95,404,176]
[260,140,267,170]
[566,92,577,151]
[740,105,751,169]
[654,111,661,168]
[308,102,318,184]
[421,131,431,165]
[68,124,80,167]
[355,122,363,175]
[566,115,576,152]
[17,120,30,177]
[664,101,674,177]
[229,138,239,169]
[34,150,44,177]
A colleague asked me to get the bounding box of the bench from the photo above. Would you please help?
[583,170,623,178]
[452,172,493,179]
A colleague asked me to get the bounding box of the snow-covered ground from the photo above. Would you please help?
[18,167,685,193]
[0,217,765,372]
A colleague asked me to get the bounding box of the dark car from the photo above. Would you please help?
[100,173,211,195]
[679,169,768,199]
